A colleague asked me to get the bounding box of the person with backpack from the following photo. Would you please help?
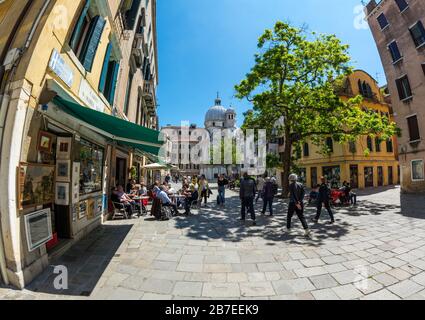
[287,174,311,237]
[261,177,277,216]
[313,176,335,224]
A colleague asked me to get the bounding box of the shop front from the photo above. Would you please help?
[10,93,163,285]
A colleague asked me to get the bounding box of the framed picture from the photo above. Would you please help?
[18,163,55,210]
[87,199,95,220]
[38,131,54,153]
[72,162,80,204]
[96,197,104,216]
[56,160,71,182]
[24,208,53,252]
[56,137,72,160]
[78,200,87,220]
[55,182,69,206]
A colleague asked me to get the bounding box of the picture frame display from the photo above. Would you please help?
[56,160,71,182]
[38,131,54,153]
[24,208,53,252]
[56,137,72,160]
[18,163,55,210]
[72,162,80,204]
[78,200,87,220]
[55,182,69,206]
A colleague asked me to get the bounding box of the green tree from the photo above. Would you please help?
[235,22,398,197]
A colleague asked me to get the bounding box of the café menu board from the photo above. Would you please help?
[24,208,53,252]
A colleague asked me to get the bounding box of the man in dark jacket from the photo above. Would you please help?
[313,176,335,224]
[240,172,257,225]
[262,178,277,216]
[287,174,310,237]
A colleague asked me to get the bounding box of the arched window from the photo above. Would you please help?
[326,137,334,153]
[367,136,373,151]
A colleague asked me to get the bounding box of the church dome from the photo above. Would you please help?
[205,105,227,122]
[205,96,227,123]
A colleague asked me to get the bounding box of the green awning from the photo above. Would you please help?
[53,96,164,155]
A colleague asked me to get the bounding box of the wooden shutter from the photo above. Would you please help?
[99,42,112,93]
[106,61,120,105]
[407,116,420,142]
[69,0,91,51]
[80,15,106,72]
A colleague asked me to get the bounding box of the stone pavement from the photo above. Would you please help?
[1,185,425,300]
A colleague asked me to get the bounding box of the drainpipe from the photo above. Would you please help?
[0,0,52,287]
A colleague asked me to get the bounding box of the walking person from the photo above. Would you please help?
[217,174,229,208]
[287,174,311,237]
[313,176,335,224]
[262,177,277,216]
[255,175,265,204]
[197,175,209,207]
[239,172,257,226]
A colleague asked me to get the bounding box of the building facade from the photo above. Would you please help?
[276,70,399,189]
[163,96,241,181]
[366,0,425,193]
[0,0,160,288]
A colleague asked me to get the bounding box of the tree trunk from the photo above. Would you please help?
[281,128,292,198]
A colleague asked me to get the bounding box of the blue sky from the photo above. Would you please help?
[156,0,384,128]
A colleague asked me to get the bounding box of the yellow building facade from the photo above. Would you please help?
[0,0,161,288]
[280,70,399,189]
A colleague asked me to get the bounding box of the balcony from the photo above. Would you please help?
[132,34,146,67]
[142,80,156,111]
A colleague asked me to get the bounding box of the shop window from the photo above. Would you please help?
[99,42,120,105]
[395,75,412,101]
[395,0,409,12]
[411,160,424,181]
[69,0,106,71]
[377,13,389,30]
[322,166,341,188]
[78,139,104,195]
[407,115,421,142]
[410,21,425,48]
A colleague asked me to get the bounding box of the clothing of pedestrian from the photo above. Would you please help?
[197,176,209,205]
[240,174,257,225]
[314,179,335,223]
[255,176,265,203]
[217,175,229,206]
[262,178,277,216]
[287,176,309,233]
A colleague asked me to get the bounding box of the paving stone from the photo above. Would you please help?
[373,273,399,286]
[227,273,249,283]
[202,283,240,298]
[172,281,203,297]
[257,262,283,272]
[387,280,423,299]
[107,287,144,300]
[272,279,315,295]
[332,284,363,300]
[332,270,359,285]
[294,267,327,278]
[311,288,340,300]
[204,264,232,273]
[354,278,383,295]
[247,272,267,282]
[309,274,338,289]
[387,268,412,281]
[300,258,325,267]
[240,282,275,297]
[176,263,204,273]
[141,293,173,300]
[411,272,425,286]
[321,255,346,265]
[139,278,175,295]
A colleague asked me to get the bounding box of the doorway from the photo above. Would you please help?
[116,157,127,187]
[310,167,317,188]
[388,166,394,185]
[364,167,374,188]
[378,166,384,186]
[350,165,359,188]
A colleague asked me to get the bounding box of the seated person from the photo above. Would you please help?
[139,183,148,196]
[182,187,198,215]
[157,186,178,216]
[113,185,135,217]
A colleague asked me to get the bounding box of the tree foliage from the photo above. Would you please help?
[235,22,398,196]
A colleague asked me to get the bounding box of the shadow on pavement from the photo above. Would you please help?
[20,223,133,297]
[173,191,351,247]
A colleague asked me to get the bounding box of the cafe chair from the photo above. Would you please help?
[112,202,130,220]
